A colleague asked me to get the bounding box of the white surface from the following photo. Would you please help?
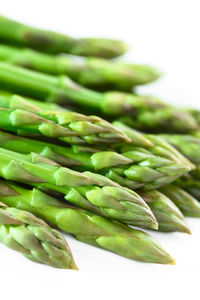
[0,1,200,299]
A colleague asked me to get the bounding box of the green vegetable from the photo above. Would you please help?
[0,62,197,133]
[0,146,157,228]
[0,180,175,264]
[0,15,128,58]
[0,106,129,146]
[0,90,153,147]
[0,44,161,91]
[0,130,191,191]
[113,122,194,168]
[0,201,77,269]
[138,190,190,233]
[160,185,200,218]
[160,134,200,180]
[160,134,200,166]
[175,175,200,202]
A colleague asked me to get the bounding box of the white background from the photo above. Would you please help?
[0,1,200,299]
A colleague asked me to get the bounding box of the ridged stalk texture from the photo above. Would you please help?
[175,175,200,202]
[113,122,194,169]
[0,105,129,146]
[0,130,192,191]
[160,185,200,218]
[0,201,77,269]
[0,146,157,229]
[0,44,161,91]
[0,15,128,58]
[0,62,197,133]
[161,134,200,179]
[0,180,175,264]
[138,190,190,233]
[0,91,152,146]
[0,93,194,171]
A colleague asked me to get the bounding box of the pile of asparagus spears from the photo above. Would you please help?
[0,15,199,269]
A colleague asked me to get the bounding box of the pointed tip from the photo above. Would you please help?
[150,222,159,230]
[159,252,176,265]
[72,263,79,271]
[174,217,191,235]
[169,258,176,265]
[182,225,192,235]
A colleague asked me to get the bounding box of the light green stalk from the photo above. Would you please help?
[175,175,200,202]
[0,44,161,91]
[0,130,191,191]
[0,201,77,269]
[0,91,152,147]
[138,190,190,233]
[160,185,200,218]
[0,105,129,146]
[0,180,174,264]
[0,90,67,113]
[0,15,128,58]
[0,146,157,228]
[160,134,200,183]
[0,62,197,133]
[160,134,200,166]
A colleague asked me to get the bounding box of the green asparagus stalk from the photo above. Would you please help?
[0,91,151,146]
[0,179,175,264]
[160,134,200,166]
[188,109,200,124]
[137,190,190,233]
[175,175,200,201]
[0,146,157,228]
[0,90,67,113]
[0,106,129,145]
[0,15,128,58]
[160,134,200,181]
[0,130,191,232]
[0,201,77,269]
[0,44,161,91]
[160,185,200,218]
[154,133,200,213]
[116,108,199,133]
[0,130,192,191]
[0,62,197,133]
[113,122,195,168]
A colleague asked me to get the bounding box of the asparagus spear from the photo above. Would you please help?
[0,130,192,191]
[0,180,174,264]
[0,90,67,113]
[0,130,192,231]
[160,134,200,166]
[0,44,160,91]
[175,175,200,201]
[0,62,197,133]
[160,134,200,180]
[113,122,195,168]
[166,135,200,201]
[0,91,151,146]
[0,106,129,145]
[0,146,157,228]
[0,201,77,269]
[0,15,128,58]
[160,185,200,218]
[137,190,190,233]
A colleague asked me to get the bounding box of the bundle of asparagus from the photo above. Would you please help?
[0,15,199,269]
[0,180,175,264]
[0,62,197,134]
[0,44,161,91]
